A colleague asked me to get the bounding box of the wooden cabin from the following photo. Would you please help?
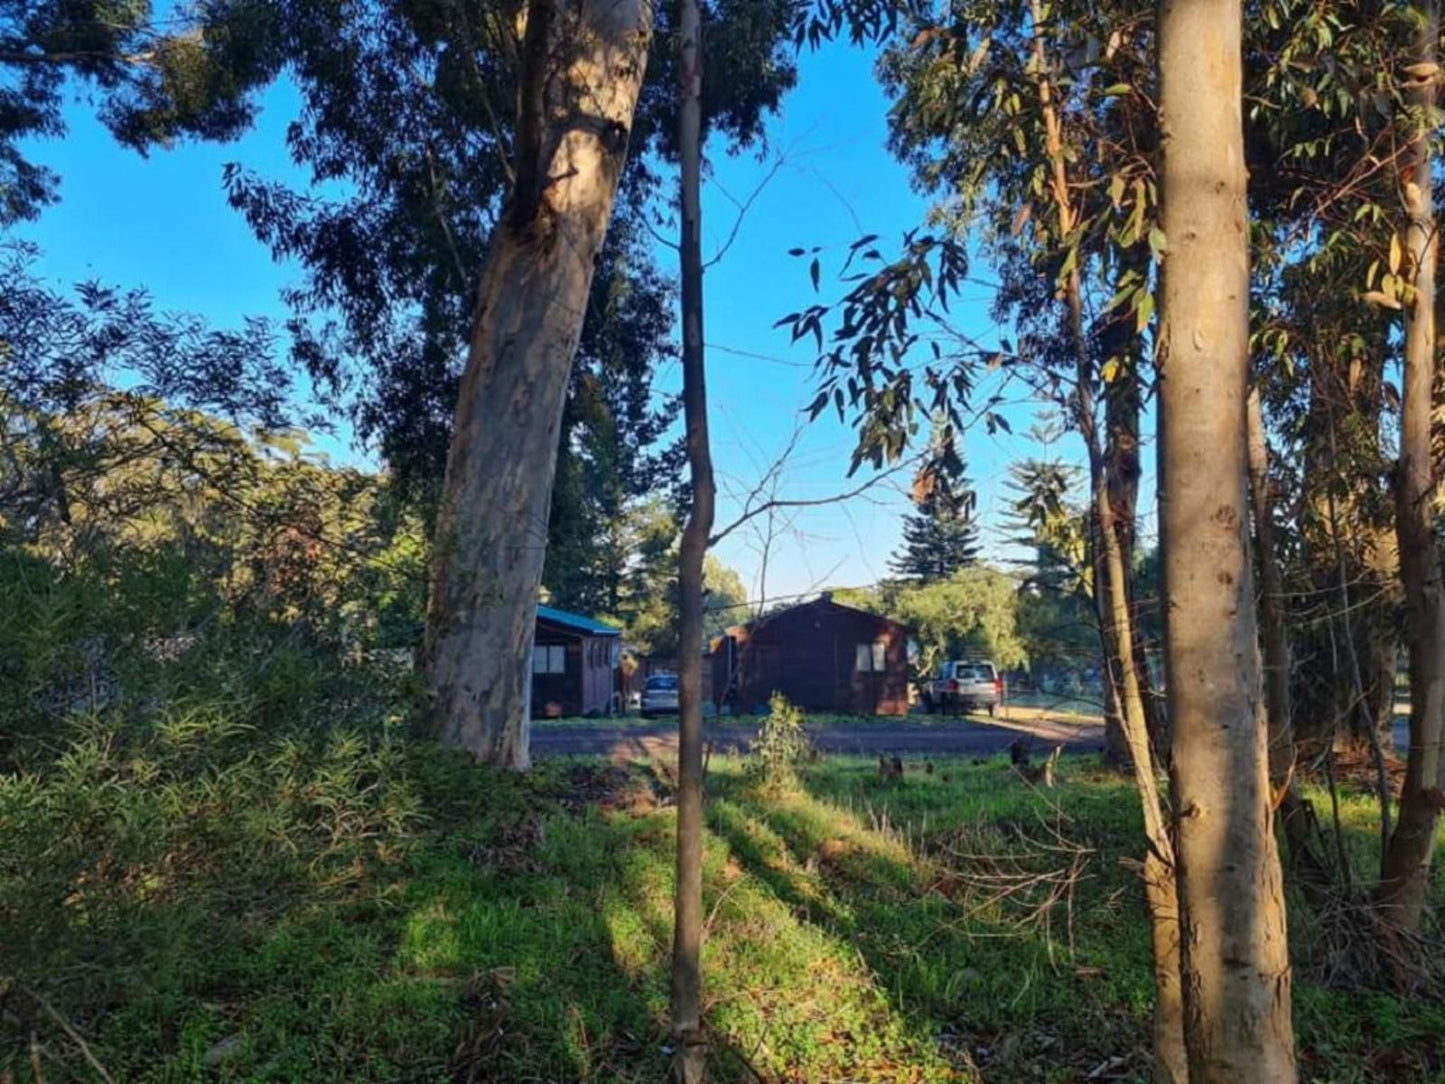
[532,606,622,717]
[710,595,911,716]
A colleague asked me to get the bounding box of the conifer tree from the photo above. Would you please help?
[889,479,980,583]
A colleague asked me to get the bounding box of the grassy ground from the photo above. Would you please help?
[6,712,1443,1083]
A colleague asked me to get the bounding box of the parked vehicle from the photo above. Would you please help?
[922,660,1003,716]
[640,672,679,718]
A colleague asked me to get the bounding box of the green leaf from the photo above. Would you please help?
[1059,244,1078,279]
[1389,232,1402,276]
[1108,173,1125,208]
[1148,226,1167,260]
[1101,83,1132,97]
[1104,282,1137,312]
[1134,291,1155,333]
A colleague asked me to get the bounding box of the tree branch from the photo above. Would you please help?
[703,154,785,270]
[709,454,917,547]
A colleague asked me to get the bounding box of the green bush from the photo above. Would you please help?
[745,692,811,792]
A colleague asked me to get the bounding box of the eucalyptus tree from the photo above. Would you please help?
[1156,0,1296,1072]
[0,0,282,224]
[1247,0,1445,938]
[782,0,1189,1072]
[1377,0,1444,936]
[670,0,712,1068]
[226,0,798,766]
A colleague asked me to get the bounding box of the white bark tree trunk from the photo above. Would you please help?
[1157,0,1297,1077]
[424,0,654,768]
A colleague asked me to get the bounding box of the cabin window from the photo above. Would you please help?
[533,645,566,674]
[855,641,887,672]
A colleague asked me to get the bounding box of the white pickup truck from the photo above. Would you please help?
[922,660,1003,716]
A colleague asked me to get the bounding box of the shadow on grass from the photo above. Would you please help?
[705,759,1157,1080]
[10,736,1438,1084]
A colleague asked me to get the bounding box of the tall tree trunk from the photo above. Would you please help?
[1102,303,1171,765]
[423,0,653,767]
[1096,531,1132,768]
[1098,466,1188,1084]
[1157,0,1297,1077]
[670,0,713,1075]
[1246,388,1292,786]
[1248,386,1334,897]
[1026,7,1185,1076]
[1378,0,1445,934]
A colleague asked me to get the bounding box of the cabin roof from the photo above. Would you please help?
[724,595,906,639]
[536,605,622,637]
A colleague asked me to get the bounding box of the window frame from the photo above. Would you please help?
[532,644,567,675]
[855,641,888,673]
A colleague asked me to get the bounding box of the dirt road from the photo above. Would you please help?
[531,714,1106,760]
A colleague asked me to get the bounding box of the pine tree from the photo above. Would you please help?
[890,484,980,582]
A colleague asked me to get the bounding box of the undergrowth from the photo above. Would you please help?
[2,561,1441,1082]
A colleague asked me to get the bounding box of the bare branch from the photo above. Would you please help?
[709,453,919,548]
[703,155,786,270]
[21,985,116,1084]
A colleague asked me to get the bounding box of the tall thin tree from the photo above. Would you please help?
[424,0,654,768]
[1378,0,1445,935]
[670,0,713,1073]
[1157,0,1297,1076]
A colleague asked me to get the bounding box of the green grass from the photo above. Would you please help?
[4,721,1442,1082]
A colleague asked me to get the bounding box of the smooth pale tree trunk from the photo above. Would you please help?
[1026,8,1185,1075]
[1247,387,1334,897]
[1157,0,1297,1077]
[670,0,713,1075]
[1379,0,1445,935]
[424,0,654,768]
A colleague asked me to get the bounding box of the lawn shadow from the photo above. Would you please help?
[705,758,1158,1080]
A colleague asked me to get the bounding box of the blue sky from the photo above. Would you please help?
[15,42,1129,603]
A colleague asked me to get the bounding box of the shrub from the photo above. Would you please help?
[746,692,811,792]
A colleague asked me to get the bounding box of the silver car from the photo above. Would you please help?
[925,660,1002,716]
[640,673,679,718]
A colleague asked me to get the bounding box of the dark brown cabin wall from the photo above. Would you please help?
[717,599,911,716]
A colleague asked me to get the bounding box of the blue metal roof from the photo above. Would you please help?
[536,605,621,637]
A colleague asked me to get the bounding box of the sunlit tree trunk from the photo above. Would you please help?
[1379,0,1445,935]
[670,0,713,1073]
[424,0,654,767]
[1157,0,1297,1076]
